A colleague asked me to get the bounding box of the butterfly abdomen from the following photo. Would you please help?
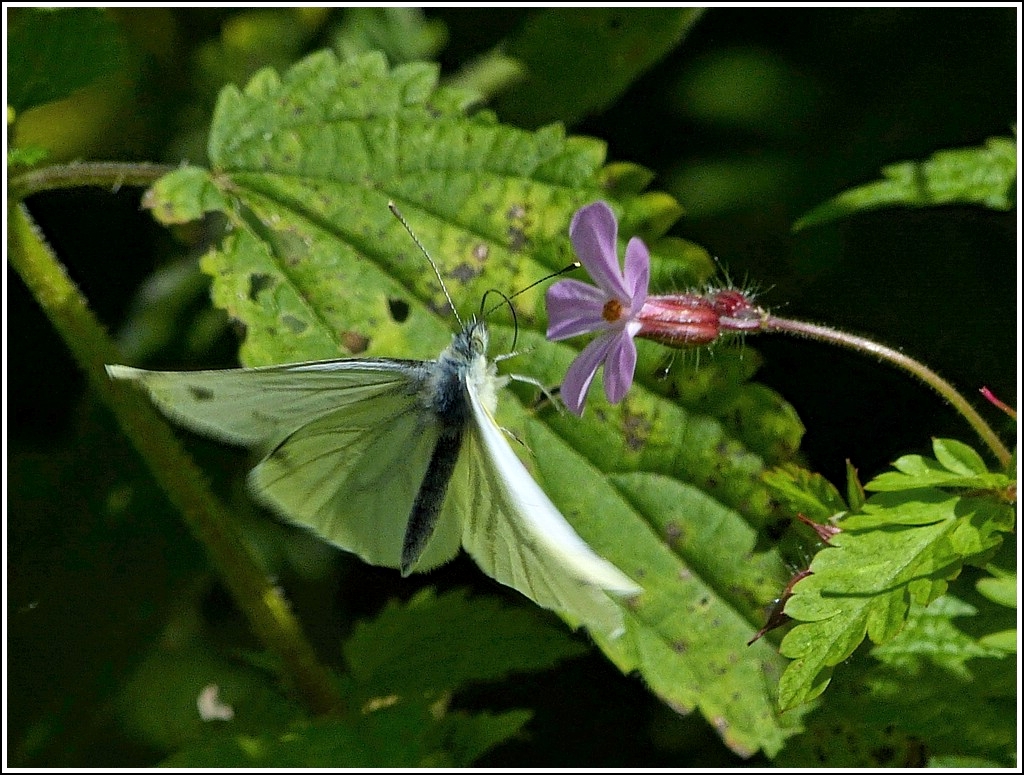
[401,324,486,575]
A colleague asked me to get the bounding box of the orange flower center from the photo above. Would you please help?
[602,298,625,322]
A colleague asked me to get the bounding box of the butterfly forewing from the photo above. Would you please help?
[106,361,423,448]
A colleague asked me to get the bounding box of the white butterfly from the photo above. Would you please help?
[107,317,641,639]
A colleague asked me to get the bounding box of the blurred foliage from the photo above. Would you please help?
[794,135,1017,230]
[6,6,1017,768]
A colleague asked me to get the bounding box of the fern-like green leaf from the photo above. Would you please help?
[794,135,1017,230]
[342,587,587,698]
[143,51,808,756]
[865,438,1010,493]
[778,440,1015,710]
[777,593,1016,767]
[162,702,532,767]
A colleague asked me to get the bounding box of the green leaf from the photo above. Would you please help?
[7,144,49,168]
[778,593,1016,767]
[144,167,232,225]
[342,588,588,698]
[870,595,1010,676]
[332,7,448,64]
[7,8,128,113]
[762,464,850,524]
[794,135,1017,230]
[865,438,1010,493]
[496,8,703,128]
[143,51,806,756]
[114,635,301,752]
[930,437,989,476]
[162,702,531,767]
[975,572,1017,609]
[778,483,1014,710]
[845,460,866,512]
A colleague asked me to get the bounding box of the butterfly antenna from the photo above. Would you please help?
[480,262,582,354]
[388,201,463,327]
[483,261,581,318]
[480,289,519,351]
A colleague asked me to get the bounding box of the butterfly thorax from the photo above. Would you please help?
[423,319,496,426]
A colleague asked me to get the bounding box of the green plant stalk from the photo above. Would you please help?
[8,201,344,718]
[760,314,1013,468]
[8,160,178,199]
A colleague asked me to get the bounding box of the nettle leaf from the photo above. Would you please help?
[162,702,531,767]
[778,440,1015,710]
[144,51,806,756]
[7,7,128,114]
[342,587,588,698]
[762,464,850,524]
[794,135,1017,230]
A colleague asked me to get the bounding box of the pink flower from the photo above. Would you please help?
[547,202,764,415]
[546,202,650,415]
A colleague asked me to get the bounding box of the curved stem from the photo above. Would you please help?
[9,161,176,201]
[760,314,1012,468]
[8,202,344,717]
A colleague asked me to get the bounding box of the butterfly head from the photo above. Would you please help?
[451,318,489,361]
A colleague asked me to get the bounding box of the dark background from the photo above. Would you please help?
[7,7,1017,767]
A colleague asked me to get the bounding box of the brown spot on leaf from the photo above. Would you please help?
[664,521,683,547]
[621,409,650,451]
[188,385,214,401]
[507,226,528,252]
[281,314,307,334]
[450,262,480,283]
[342,331,370,354]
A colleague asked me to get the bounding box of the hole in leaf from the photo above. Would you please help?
[248,273,275,301]
[388,298,410,322]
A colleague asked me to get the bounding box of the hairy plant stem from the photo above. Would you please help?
[760,314,1012,468]
[8,200,344,718]
[8,160,177,199]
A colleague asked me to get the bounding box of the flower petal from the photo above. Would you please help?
[570,201,630,302]
[602,327,638,404]
[623,237,651,315]
[559,332,617,415]
[545,279,613,340]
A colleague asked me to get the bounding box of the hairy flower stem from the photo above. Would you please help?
[8,161,176,199]
[761,314,1012,468]
[8,202,344,718]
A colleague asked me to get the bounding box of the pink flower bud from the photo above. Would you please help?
[636,294,721,347]
[708,289,763,331]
